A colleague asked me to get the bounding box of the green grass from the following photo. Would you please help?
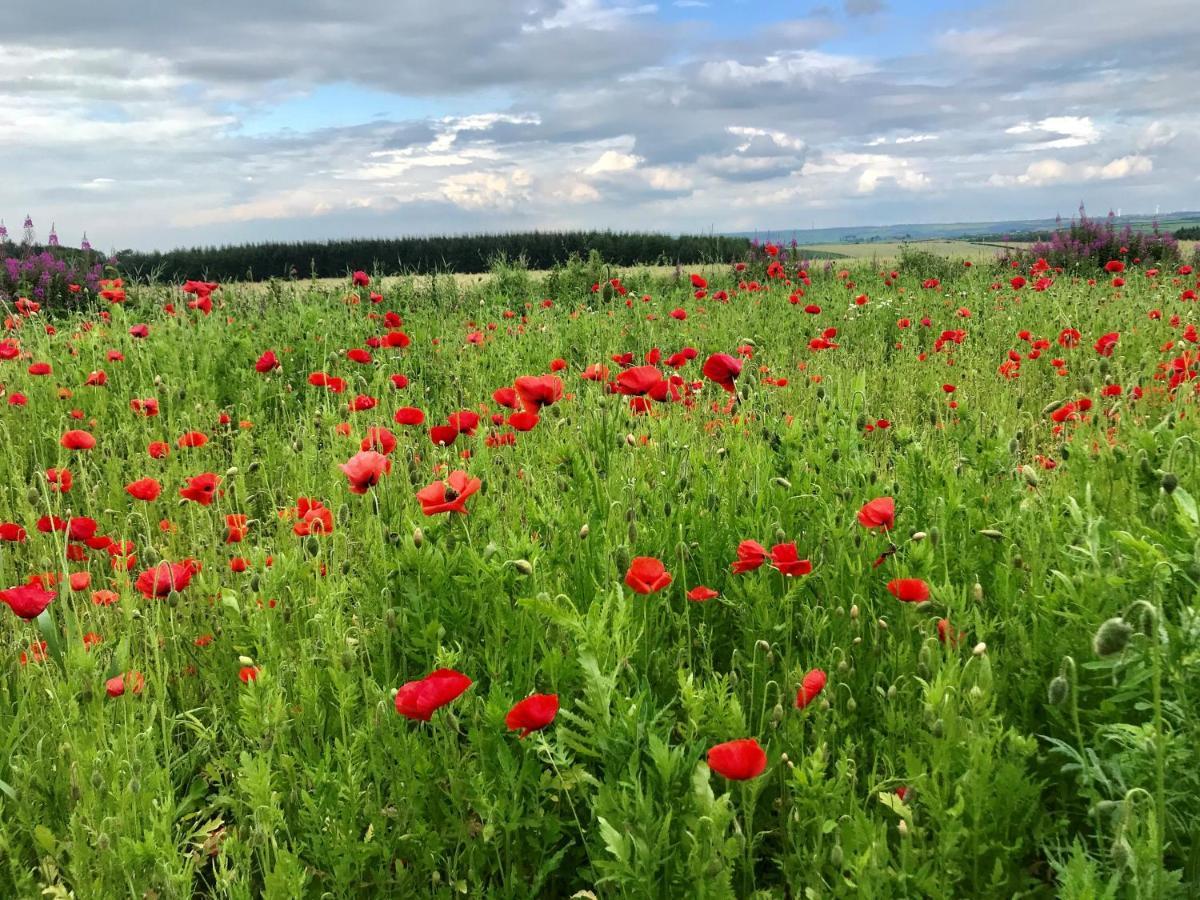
[1,256,1199,897]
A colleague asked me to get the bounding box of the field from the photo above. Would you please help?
[2,254,1200,898]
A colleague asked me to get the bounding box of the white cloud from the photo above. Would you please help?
[989,154,1153,186]
[584,150,641,176]
[1006,116,1100,150]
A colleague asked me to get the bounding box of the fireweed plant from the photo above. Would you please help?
[0,251,1198,898]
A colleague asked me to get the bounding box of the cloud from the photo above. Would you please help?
[989,155,1153,187]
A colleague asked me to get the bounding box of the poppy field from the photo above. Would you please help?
[2,253,1200,898]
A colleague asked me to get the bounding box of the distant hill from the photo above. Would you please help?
[731,211,1200,246]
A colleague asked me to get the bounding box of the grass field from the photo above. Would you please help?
[1,256,1200,897]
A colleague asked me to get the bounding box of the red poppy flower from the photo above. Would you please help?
[239,666,260,683]
[0,584,56,619]
[505,693,559,738]
[416,470,481,515]
[106,671,144,697]
[0,523,27,542]
[795,669,827,709]
[616,366,664,396]
[177,431,209,449]
[447,410,480,435]
[1104,260,1125,273]
[340,450,391,494]
[292,498,334,536]
[707,738,767,780]
[255,350,281,373]
[395,668,473,721]
[148,441,170,459]
[394,406,426,426]
[687,585,719,602]
[429,424,459,446]
[769,543,812,577]
[61,429,96,450]
[887,578,930,602]
[1094,332,1119,357]
[347,347,372,364]
[180,473,222,505]
[352,270,370,286]
[624,556,672,594]
[135,560,199,598]
[514,374,564,411]
[857,497,895,531]
[731,540,768,574]
[126,478,162,502]
[701,354,742,393]
[492,387,520,409]
[507,411,539,432]
[361,426,397,455]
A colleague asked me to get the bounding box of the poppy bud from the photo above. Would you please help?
[771,703,784,725]
[755,639,771,653]
[1111,835,1131,870]
[849,604,859,620]
[513,559,533,575]
[979,529,1003,540]
[972,582,984,603]
[830,845,844,868]
[129,776,141,794]
[972,642,987,656]
[291,441,302,453]
[1161,472,1179,494]
[627,521,637,544]
[1047,675,1069,706]
[911,531,926,542]
[225,467,239,477]
[931,718,943,737]
[337,505,352,526]
[897,820,908,838]
[1080,375,1093,392]
[412,527,424,548]
[1019,465,1039,487]
[153,375,163,387]
[624,433,636,447]
[96,833,110,852]
[340,649,355,670]
[837,659,849,674]
[1092,617,1132,656]
[339,561,351,576]
[27,487,40,505]
[247,460,262,473]
[928,526,940,544]
[1008,438,1019,454]
[846,698,857,712]
[91,770,105,791]
[877,618,888,630]
[250,575,261,592]
[238,655,255,666]
[614,545,630,572]
[579,523,590,540]
[1098,358,1109,375]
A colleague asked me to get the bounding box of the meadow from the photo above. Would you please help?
[1,249,1199,898]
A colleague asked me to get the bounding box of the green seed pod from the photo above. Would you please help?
[1047,676,1069,706]
[1092,617,1132,657]
[1161,472,1179,494]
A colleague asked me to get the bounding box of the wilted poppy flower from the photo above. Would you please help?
[857,497,895,531]
[687,585,719,602]
[769,543,812,577]
[135,560,199,598]
[0,584,55,619]
[340,450,391,494]
[707,738,767,780]
[126,478,162,502]
[61,429,96,450]
[795,668,827,708]
[731,540,768,574]
[505,693,559,738]
[180,473,222,505]
[702,354,742,393]
[361,426,397,455]
[395,668,473,721]
[624,556,672,594]
[416,470,481,515]
[887,578,930,602]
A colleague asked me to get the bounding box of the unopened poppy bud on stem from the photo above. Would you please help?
[972,642,987,656]
[513,559,533,575]
[238,655,255,666]
[578,523,589,539]
[1092,617,1132,657]
[412,527,424,548]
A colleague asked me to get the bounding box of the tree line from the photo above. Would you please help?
[115,231,752,282]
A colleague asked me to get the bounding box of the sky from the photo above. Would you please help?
[2,0,1195,251]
